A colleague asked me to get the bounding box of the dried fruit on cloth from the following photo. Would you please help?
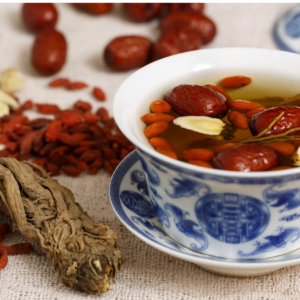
[0,158,125,293]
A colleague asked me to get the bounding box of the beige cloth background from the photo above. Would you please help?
[0,3,299,300]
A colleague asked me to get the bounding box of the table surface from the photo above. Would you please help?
[0,3,299,300]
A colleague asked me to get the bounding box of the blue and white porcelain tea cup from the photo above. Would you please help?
[113,48,300,259]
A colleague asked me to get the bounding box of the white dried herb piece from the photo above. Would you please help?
[173,116,236,140]
[0,144,6,151]
[292,147,300,166]
[0,68,24,93]
[0,90,19,110]
[0,102,10,118]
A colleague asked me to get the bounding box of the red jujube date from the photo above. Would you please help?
[165,84,229,118]
[212,144,279,172]
[249,106,300,137]
[32,29,67,76]
[168,3,205,15]
[104,35,152,71]
[72,3,113,15]
[22,3,58,32]
[123,3,163,22]
[152,25,202,61]
[159,11,216,44]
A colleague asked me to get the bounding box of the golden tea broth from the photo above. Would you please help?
[144,73,300,170]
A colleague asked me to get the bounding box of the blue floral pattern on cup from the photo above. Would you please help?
[133,147,300,259]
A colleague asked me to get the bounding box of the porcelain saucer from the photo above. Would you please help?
[109,151,300,277]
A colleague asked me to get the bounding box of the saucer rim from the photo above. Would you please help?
[109,150,300,269]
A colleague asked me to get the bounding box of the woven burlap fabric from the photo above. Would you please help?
[0,3,299,300]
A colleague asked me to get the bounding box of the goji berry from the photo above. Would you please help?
[246,107,266,118]
[182,148,214,161]
[73,146,89,155]
[49,78,70,88]
[6,142,18,153]
[18,153,32,161]
[214,143,244,153]
[66,81,88,90]
[141,113,175,123]
[49,146,70,158]
[45,121,62,142]
[102,148,117,160]
[150,137,174,151]
[69,123,90,133]
[106,136,128,148]
[7,131,19,142]
[5,243,33,255]
[104,159,114,174]
[104,118,115,129]
[72,133,87,143]
[76,160,88,170]
[0,248,8,270]
[120,148,130,160]
[89,126,103,140]
[65,153,78,164]
[0,150,9,157]
[93,87,106,101]
[15,100,33,114]
[128,145,135,152]
[156,147,177,159]
[112,142,119,155]
[58,132,79,147]
[14,124,32,135]
[19,132,36,155]
[88,157,104,174]
[32,130,45,152]
[0,224,10,235]
[36,103,61,114]
[84,112,101,125]
[269,142,295,156]
[61,166,81,176]
[230,100,264,113]
[32,157,49,170]
[144,121,168,138]
[39,142,58,156]
[46,162,60,176]
[228,111,248,130]
[150,100,171,113]
[73,100,92,111]
[50,153,66,166]
[96,107,109,121]
[80,149,102,163]
[270,166,293,171]
[0,134,9,144]
[188,160,213,168]
[79,140,96,147]
[110,159,121,170]
[61,111,81,127]
[221,75,252,89]
[25,118,52,129]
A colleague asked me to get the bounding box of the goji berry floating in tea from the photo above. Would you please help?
[142,75,300,171]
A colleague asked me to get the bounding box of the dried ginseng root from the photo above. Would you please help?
[0,158,125,293]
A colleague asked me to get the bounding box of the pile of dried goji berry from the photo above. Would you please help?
[0,223,32,271]
[0,99,135,177]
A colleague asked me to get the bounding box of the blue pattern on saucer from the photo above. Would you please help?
[109,151,300,265]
